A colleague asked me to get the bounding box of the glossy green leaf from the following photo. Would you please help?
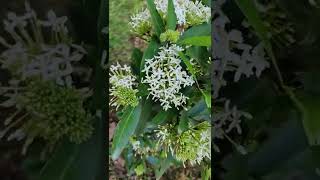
[135,99,153,135]
[297,93,320,145]
[180,36,211,46]
[146,0,165,37]
[167,0,177,30]
[111,103,143,160]
[178,24,211,47]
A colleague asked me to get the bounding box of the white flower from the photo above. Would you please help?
[129,9,152,35]
[109,63,139,109]
[213,0,270,98]
[0,3,86,87]
[142,44,194,110]
[129,0,211,32]
[132,140,141,151]
[213,99,252,152]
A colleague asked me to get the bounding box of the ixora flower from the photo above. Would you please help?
[129,9,152,35]
[0,79,93,154]
[0,2,86,87]
[0,3,92,154]
[213,99,252,153]
[142,44,194,111]
[155,0,210,26]
[155,121,211,166]
[109,63,139,109]
[213,0,270,98]
[129,0,211,35]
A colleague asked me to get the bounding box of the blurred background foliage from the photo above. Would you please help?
[215,0,320,179]
[0,0,107,179]
[109,0,144,63]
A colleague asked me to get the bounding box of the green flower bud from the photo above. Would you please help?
[160,29,180,43]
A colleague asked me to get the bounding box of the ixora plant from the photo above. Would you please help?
[214,0,320,179]
[0,2,93,157]
[0,0,106,179]
[110,0,211,178]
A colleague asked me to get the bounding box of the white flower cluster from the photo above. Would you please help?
[0,2,86,87]
[213,0,270,98]
[129,0,211,34]
[142,44,194,111]
[213,0,266,153]
[129,137,154,156]
[109,63,139,109]
[213,99,252,153]
[129,9,152,35]
[0,3,92,154]
[155,121,211,165]
[110,63,136,89]
[191,128,211,165]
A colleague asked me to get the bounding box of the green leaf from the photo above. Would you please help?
[178,52,195,77]
[111,103,143,160]
[186,46,210,69]
[140,38,160,75]
[155,154,174,180]
[131,48,143,76]
[178,111,189,134]
[297,93,320,145]
[246,119,308,176]
[178,52,210,109]
[187,99,210,121]
[146,109,175,129]
[63,115,105,180]
[135,99,153,135]
[38,140,79,180]
[167,0,177,30]
[134,164,145,176]
[201,165,211,180]
[203,90,211,109]
[178,24,211,47]
[179,36,211,46]
[146,0,165,37]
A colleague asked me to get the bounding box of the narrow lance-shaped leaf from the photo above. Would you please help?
[167,0,177,30]
[134,99,153,135]
[146,0,165,37]
[296,93,320,145]
[111,103,143,160]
